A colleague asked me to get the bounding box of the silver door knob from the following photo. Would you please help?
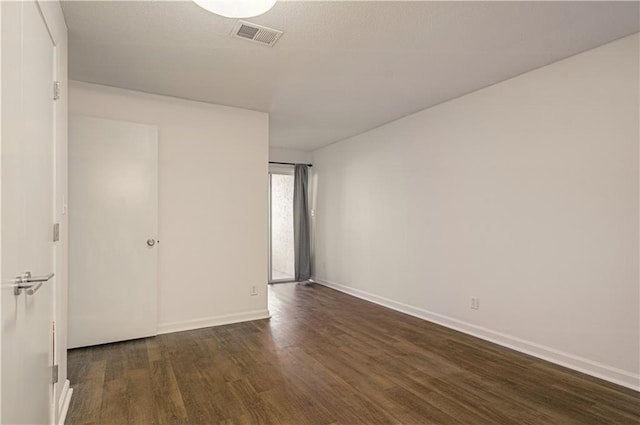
[147,239,156,247]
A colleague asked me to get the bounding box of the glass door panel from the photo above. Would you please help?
[269,173,295,282]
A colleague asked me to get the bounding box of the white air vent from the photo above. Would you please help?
[231,20,283,47]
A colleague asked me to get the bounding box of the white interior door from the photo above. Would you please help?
[68,115,158,348]
[1,1,57,423]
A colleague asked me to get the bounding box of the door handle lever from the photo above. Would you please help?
[14,271,54,296]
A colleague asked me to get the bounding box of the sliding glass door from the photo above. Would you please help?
[269,172,295,282]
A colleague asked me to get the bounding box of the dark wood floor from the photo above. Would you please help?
[67,283,640,425]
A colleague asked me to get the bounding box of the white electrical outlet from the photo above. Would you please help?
[471,297,480,310]
[250,286,258,296]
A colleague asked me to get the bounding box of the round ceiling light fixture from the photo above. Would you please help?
[192,0,277,18]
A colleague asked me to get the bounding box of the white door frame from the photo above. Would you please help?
[1,4,4,420]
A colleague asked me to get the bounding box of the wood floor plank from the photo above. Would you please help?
[259,387,336,425]
[66,360,107,425]
[150,359,189,424]
[67,283,640,425]
[99,378,128,425]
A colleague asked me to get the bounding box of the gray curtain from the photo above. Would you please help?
[293,164,311,282]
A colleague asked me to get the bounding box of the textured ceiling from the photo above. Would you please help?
[61,1,639,151]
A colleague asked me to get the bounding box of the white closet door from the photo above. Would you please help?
[69,115,158,348]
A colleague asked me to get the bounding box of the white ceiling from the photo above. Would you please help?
[61,1,639,151]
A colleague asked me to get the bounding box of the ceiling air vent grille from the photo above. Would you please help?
[232,20,283,47]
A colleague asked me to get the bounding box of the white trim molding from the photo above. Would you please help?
[57,379,73,425]
[157,309,271,335]
[313,278,640,392]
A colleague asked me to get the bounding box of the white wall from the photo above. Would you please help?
[69,82,269,334]
[269,147,313,165]
[312,34,639,390]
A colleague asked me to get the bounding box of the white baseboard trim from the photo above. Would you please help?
[313,277,640,392]
[57,379,73,425]
[157,309,271,335]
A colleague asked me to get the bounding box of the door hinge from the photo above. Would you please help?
[53,223,60,242]
[51,364,59,384]
[53,81,60,101]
